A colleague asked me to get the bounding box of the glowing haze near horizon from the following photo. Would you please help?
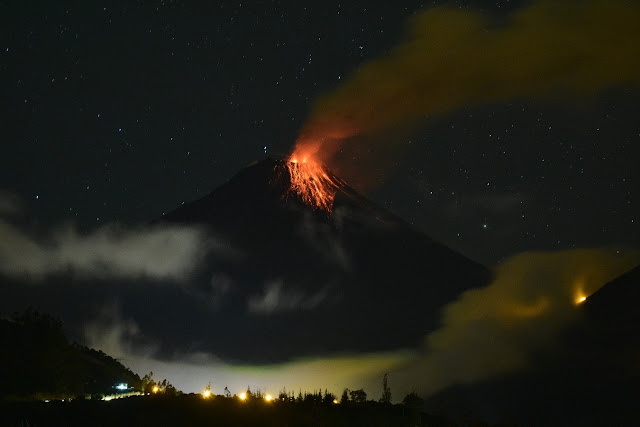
[84,248,639,398]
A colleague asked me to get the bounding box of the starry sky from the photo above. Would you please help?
[2,1,640,406]
[2,0,638,266]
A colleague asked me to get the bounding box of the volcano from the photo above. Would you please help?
[156,158,491,362]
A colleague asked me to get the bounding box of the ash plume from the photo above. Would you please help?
[294,0,640,164]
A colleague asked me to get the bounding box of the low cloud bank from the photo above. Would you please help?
[84,303,411,397]
[83,247,640,402]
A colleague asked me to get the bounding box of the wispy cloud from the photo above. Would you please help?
[84,302,158,359]
[0,192,227,282]
[297,210,351,270]
[247,279,330,315]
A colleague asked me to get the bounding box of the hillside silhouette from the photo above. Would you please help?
[0,309,140,401]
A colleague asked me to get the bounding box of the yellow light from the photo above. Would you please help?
[152,386,159,393]
[202,389,211,398]
[574,289,588,305]
[333,399,339,404]
[239,392,247,401]
[264,394,273,402]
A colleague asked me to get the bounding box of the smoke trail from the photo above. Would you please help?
[293,0,640,163]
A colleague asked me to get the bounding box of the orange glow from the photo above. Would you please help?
[286,154,342,212]
[202,389,212,398]
[239,392,247,401]
[152,385,159,393]
[574,281,589,305]
[574,287,588,305]
[264,394,273,402]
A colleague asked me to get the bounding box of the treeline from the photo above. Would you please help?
[0,309,140,401]
[200,372,420,409]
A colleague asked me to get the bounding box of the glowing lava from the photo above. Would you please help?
[286,154,342,212]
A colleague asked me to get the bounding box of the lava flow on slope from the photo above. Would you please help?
[285,155,344,213]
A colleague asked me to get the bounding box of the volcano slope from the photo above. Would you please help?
[157,158,491,362]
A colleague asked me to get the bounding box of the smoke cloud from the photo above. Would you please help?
[0,193,219,282]
[294,0,640,163]
[392,249,640,398]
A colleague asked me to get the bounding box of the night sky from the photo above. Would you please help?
[2,0,637,265]
[1,0,640,402]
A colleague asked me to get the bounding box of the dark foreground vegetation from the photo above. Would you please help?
[0,310,498,426]
[0,393,452,427]
[0,310,141,401]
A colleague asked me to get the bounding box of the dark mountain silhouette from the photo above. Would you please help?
[157,158,491,362]
[424,263,640,426]
[0,158,490,369]
[0,309,140,401]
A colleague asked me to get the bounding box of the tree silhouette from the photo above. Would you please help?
[402,391,424,408]
[379,373,392,404]
[349,388,367,403]
[340,388,349,404]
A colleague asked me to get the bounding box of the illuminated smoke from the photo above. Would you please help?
[391,248,640,398]
[293,0,640,165]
